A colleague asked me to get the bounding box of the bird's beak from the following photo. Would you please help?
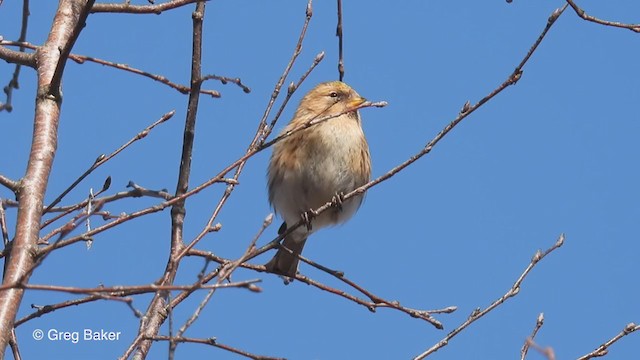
[348,96,367,108]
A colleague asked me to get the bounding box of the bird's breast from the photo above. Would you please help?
[268,117,371,228]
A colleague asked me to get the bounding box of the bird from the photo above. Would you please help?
[265,81,371,278]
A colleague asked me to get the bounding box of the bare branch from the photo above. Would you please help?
[0,280,262,294]
[175,214,273,338]
[0,0,96,352]
[130,0,208,357]
[201,74,251,93]
[565,0,640,32]
[254,0,315,145]
[0,201,9,247]
[39,182,173,231]
[8,328,21,360]
[577,322,640,360]
[1,41,231,98]
[266,51,325,135]
[71,54,223,97]
[49,0,96,98]
[43,110,175,213]
[0,43,34,68]
[91,0,200,14]
[0,0,31,112]
[413,234,565,359]
[0,175,19,193]
[186,248,455,328]
[524,338,556,360]
[148,335,285,360]
[295,272,448,329]
[336,0,344,81]
[521,313,545,360]
[15,294,136,327]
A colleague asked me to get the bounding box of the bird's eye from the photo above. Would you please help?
[329,91,339,98]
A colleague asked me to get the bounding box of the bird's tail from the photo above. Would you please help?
[264,228,307,278]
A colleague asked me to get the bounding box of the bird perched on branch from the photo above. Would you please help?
[265,81,371,278]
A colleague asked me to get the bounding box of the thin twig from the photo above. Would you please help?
[260,100,387,150]
[0,0,30,112]
[40,182,175,230]
[577,322,640,360]
[0,280,262,294]
[8,328,21,360]
[0,201,10,247]
[14,294,140,327]
[148,335,285,360]
[71,54,222,97]
[336,0,344,81]
[175,214,273,338]
[295,273,448,329]
[254,0,315,146]
[413,234,565,359]
[0,41,237,98]
[265,51,325,139]
[39,203,99,245]
[186,248,455,328]
[201,74,251,93]
[524,338,556,360]
[295,252,448,328]
[521,313,545,360]
[44,110,175,213]
[565,0,640,32]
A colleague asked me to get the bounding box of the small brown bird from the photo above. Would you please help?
[265,81,372,278]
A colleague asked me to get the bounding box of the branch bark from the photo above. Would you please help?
[128,1,207,359]
[0,0,94,352]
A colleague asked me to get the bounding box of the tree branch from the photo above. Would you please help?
[0,0,32,112]
[577,322,640,360]
[413,234,565,359]
[91,0,200,14]
[0,0,95,352]
[129,0,207,358]
[565,0,640,32]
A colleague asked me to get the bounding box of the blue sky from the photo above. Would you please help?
[1,1,639,359]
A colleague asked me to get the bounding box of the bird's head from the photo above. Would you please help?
[298,81,366,118]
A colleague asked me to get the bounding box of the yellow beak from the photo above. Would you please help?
[348,96,367,108]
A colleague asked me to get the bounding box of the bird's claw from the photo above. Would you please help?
[331,192,345,211]
[301,209,317,231]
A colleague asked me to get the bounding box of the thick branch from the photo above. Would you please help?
[91,0,199,14]
[0,45,35,68]
[0,0,94,352]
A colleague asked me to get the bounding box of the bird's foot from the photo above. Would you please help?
[331,192,345,211]
[301,209,317,231]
